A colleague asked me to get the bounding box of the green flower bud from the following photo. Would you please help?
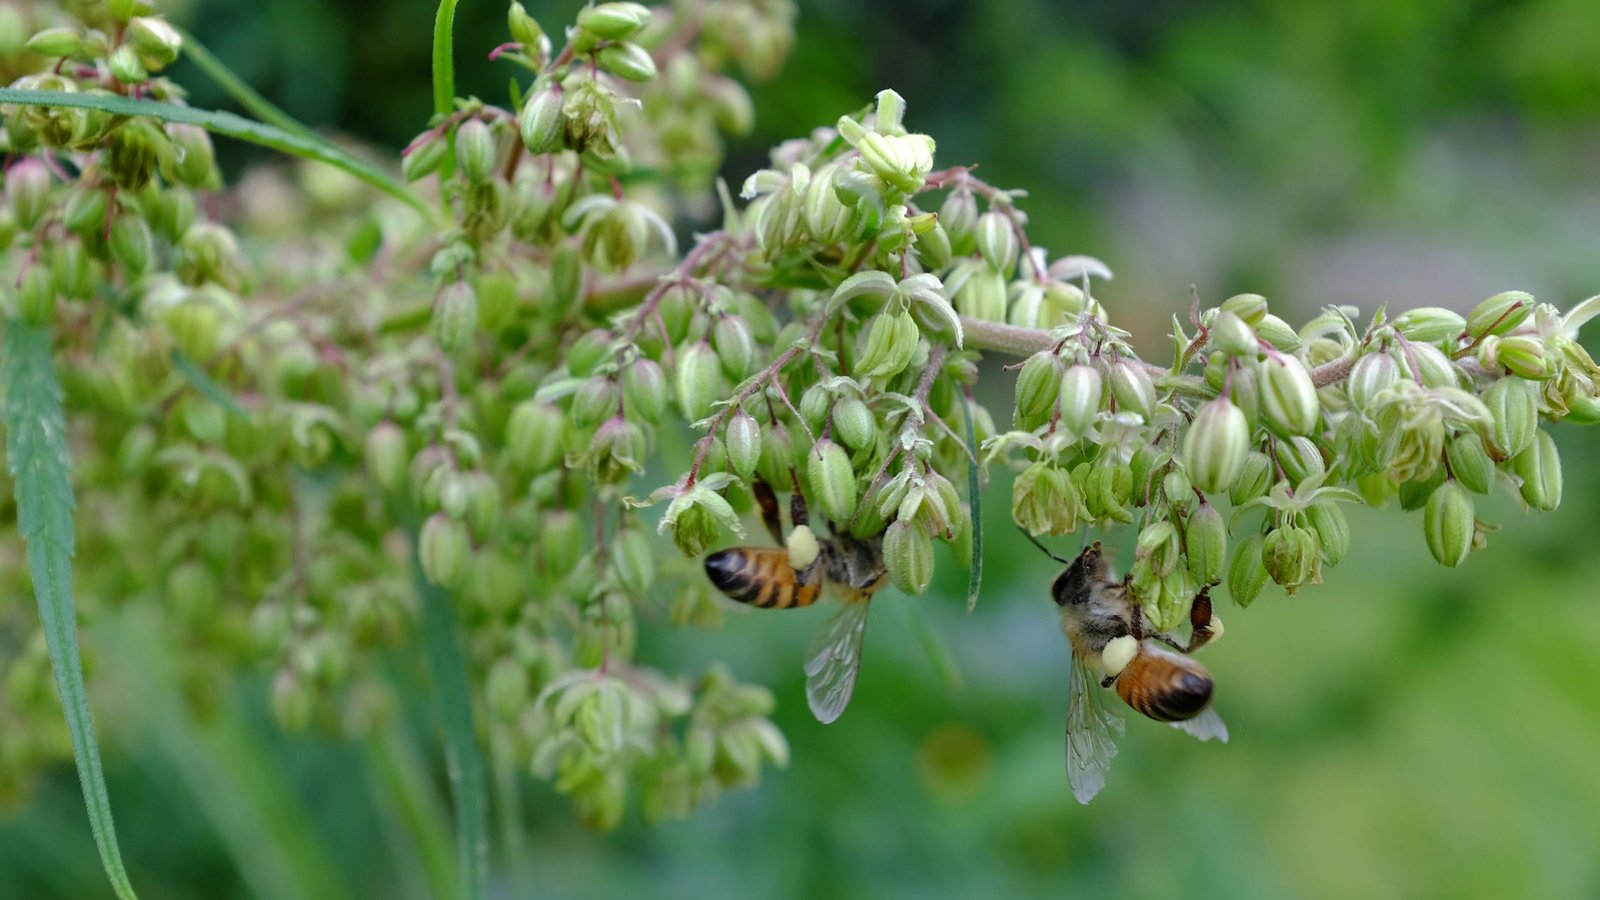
[884,520,934,594]
[519,85,565,154]
[1274,436,1325,486]
[725,410,762,479]
[1135,521,1181,578]
[1446,432,1495,494]
[1397,464,1445,512]
[5,159,51,231]
[757,425,797,490]
[1261,354,1320,435]
[940,188,978,256]
[109,44,148,83]
[1108,359,1156,421]
[1183,397,1250,495]
[464,472,503,538]
[507,400,565,472]
[586,417,646,484]
[1345,351,1398,412]
[597,41,658,82]
[712,315,757,380]
[1262,526,1318,595]
[1401,341,1460,388]
[914,222,953,271]
[420,513,471,589]
[855,310,919,380]
[706,75,754,136]
[1163,470,1194,512]
[1210,310,1258,357]
[1057,364,1103,437]
[27,27,83,57]
[1255,314,1302,352]
[1220,293,1269,326]
[807,439,858,523]
[832,396,876,451]
[798,383,831,435]
[63,186,109,238]
[951,264,1007,322]
[855,132,935,195]
[1466,290,1532,339]
[621,358,668,424]
[1013,351,1061,427]
[151,186,197,242]
[676,342,723,422]
[1306,501,1350,566]
[1483,377,1537,460]
[572,376,619,428]
[1424,481,1474,567]
[566,329,614,377]
[541,510,584,578]
[976,210,1018,274]
[454,119,497,184]
[508,1,544,46]
[17,265,56,327]
[50,234,93,299]
[128,16,182,67]
[108,213,154,276]
[577,2,651,39]
[365,422,408,493]
[432,280,479,353]
[612,528,653,597]
[1491,335,1550,380]
[1228,533,1269,607]
[1394,307,1467,345]
[1184,501,1227,584]
[1512,429,1562,511]
[165,123,216,187]
[584,201,652,272]
[1230,451,1274,506]
[1011,462,1084,536]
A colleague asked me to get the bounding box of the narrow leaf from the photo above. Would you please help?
[2,322,139,900]
[962,387,984,613]
[432,0,460,179]
[170,349,249,418]
[0,88,432,220]
[408,521,487,900]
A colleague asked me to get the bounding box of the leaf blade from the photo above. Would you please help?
[2,321,139,900]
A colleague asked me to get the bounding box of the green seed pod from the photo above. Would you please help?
[26,27,83,57]
[431,280,478,354]
[1466,290,1533,339]
[1230,451,1274,505]
[1306,502,1351,566]
[1210,310,1258,357]
[455,119,498,184]
[622,358,668,424]
[1184,501,1227,584]
[803,163,856,244]
[1401,341,1459,388]
[1512,429,1562,511]
[707,76,754,136]
[165,123,215,187]
[725,409,762,479]
[807,439,858,523]
[1273,436,1325,486]
[884,520,934,595]
[976,211,1019,275]
[676,342,723,422]
[17,265,56,327]
[597,41,658,82]
[50,234,93,299]
[1424,481,1474,567]
[506,400,565,473]
[832,396,876,451]
[914,222,953,271]
[577,1,651,40]
[798,383,831,435]
[1228,534,1270,607]
[1394,307,1467,345]
[572,376,620,427]
[520,85,566,154]
[1013,351,1062,427]
[1446,432,1495,494]
[1058,364,1103,437]
[1493,336,1550,380]
[1261,354,1320,436]
[1346,352,1398,412]
[1183,397,1250,495]
[5,159,51,231]
[420,513,471,589]
[464,472,504,538]
[541,510,584,578]
[63,186,109,238]
[107,212,154,276]
[1483,377,1538,461]
[128,16,182,67]
[1262,526,1318,595]
[403,133,449,181]
[1396,463,1445,512]
[1220,293,1269,326]
[1163,470,1194,513]
[566,329,614,377]
[365,422,408,494]
[1255,314,1302,352]
[757,425,797,490]
[712,315,757,380]
[1127,442,1161,508]
[938,189,978,258]
[1108,359,1156,421]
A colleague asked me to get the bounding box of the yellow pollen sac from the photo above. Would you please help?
[1209,615,1225,643]
[1101,635,1138,678]
[786,524,820,569]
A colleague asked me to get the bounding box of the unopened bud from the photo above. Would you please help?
[1306,502,1350,566]
[1228,534,1269,607]
[1424,481,1474,567]
[109,44,148,83]
[712,315,757,379]
[432,280,478,353]
[519,84,565,154]
[1345,352,1398,411]
[1184,501,1227,584]
[108,213,154,276]
[884,520,934,594]
[1274,436,1325,486]
[487,657,528,721]
[1183,397,1250,495]
[26,27,83,57]
[128,16,182,67]
[757,425,796,490]
[1220,293,1269,325]
[1262,526,1318,595]
[855,309,919,380]
[807,439,858,523]
[1136,521,1181,578]
[676,342,722,422]
[951,264,1007,322]
[1255,314,1302,352]
[612,528,653,597]
[1012,463,1084,536]
[572,376,620,428]
[1446,432,1495,494]
[507,400,565,472]
[1261,354,1320,435]
[455,119,497,184]
[1394,307,1466,345]
[597,41,658,82]
[832,396,876,451]
[1210,310,1258,357]
[855,132,935,195]
[1057,364,1102,437]
[1230,451,1274,505]
[1401,341,1459,388]
[622,358,668,424]
[725,410,762,479]
[975,211,1018,274]
[1014,351,1061,426]
[5,158,51,231]
[63,186,109,238]
[1492,335,1550,380]
[365,422,408,493]
[1482,376,1537,460]
[940,189,978,256]
[1512,429,1562,511]
[577,1,651,40]
[507,1,544,47]
[18,264,56,327]
[1466,290,1532,339]
[1108,359,1156,421]
[420,513,470,589]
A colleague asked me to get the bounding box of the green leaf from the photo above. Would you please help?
[0,88,433,221]
[170,349,249,418]
[2,322,138,900]
[408,520,487,900]
[962,387,983,613]
[432,0,461,179]
[174,28,320,144]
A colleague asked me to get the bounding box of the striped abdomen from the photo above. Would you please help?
[704,547,823,609]
[1114,647,1214,723]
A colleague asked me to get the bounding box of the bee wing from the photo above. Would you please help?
[1169,706,1229,743]
[803,596,872,724]
[1066,651,1125,804]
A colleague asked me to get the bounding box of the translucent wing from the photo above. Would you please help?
[1066,651,1125,804]
[803,596,872,724]
[1170,705,1229,743]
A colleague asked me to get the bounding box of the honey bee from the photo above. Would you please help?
[704,478,888,724]
[1029,536,1228,803]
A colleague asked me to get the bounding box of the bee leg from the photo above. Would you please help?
[752,477,785,545]
[1099,674,1117,689]
[788,469,810,528]
[1151,586,1220,653]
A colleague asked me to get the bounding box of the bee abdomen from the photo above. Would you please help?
[1115,654,1214,722]
[704,548,821,609]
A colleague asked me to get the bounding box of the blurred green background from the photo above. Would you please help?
[8,0,1600,897]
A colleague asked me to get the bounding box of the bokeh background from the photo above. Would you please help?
[7,0,1600,897]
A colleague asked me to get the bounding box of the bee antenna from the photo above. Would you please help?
[1018,528,1074,566]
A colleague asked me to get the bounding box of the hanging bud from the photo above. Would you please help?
[1306,502,1351,566]
[1163,470,1193,513]
[1482,377,1537,460]
[26,27,83,57]
[1394,307,1467,345]
[884,520,934,594]
[1108,359,1156,421]
[1262,526,1319,595]
[622,358,668,424]
[1255,314,1302,352]
[757,425,797,490]
[1344,351,1398,412]
[807,439,858,523]
[507,400,565,472]
[1012,351,1060,428]
[365,422,408,493]
[519,84,566,154]
[939,188,978,256]
[1400,341,1459,388]
[1512,429,1562,511]
[1057,364,1103,437]
[432,280,479,353]
[1210,310,1258,357]
[612,529,654,597]
[1274,436,1326,486]
[1230,451,1274,506]
[1466,290,1532,339]
[676,342,723,422]
[975,211,1018,274]
[1011,462,1084,536]
[1261,354,1320,435]
[1183,397,1250,495]
[5,158,51,231]
[1184,501,1228,584]
[855,132,935,195]
[17,264,56,327]
[128,16,182,67]
[1421,480,1474,568]
[1492,336,1550,380]
[571,376,620,427]
[1446,433,1495,494]
[166,123,216,187]
[455,119,497,184]
[108,213,154,276]
[1228,534,1269,607]
[725,410,762,479]
[832,396,876,451]
[63,186,109,238]
[576,2,651,40]
[508,2,544,47]
[109,44,149,83]
[597,42,658,82]
[855,309,920,380]
[951,264,1007,322]
[1136,521,1182,578]
[1220,293,1269,325]
[420,513,471,589]
[712,315,757,380]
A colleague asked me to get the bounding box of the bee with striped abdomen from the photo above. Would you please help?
[704,478,887,724]
[1028,536,1228,803]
